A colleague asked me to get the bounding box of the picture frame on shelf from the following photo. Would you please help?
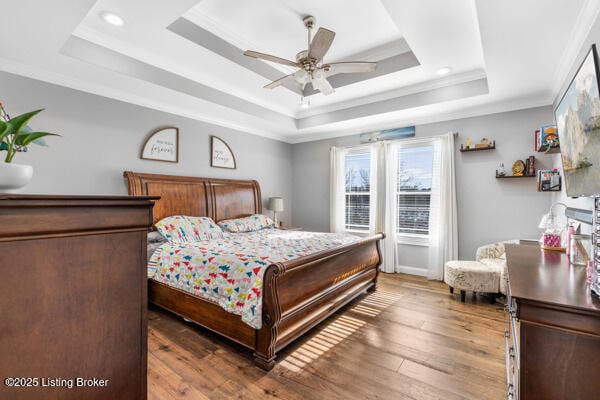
[537,169,562,191]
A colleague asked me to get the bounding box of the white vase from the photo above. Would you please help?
[0,162,33,192]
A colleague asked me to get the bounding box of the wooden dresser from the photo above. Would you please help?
[0,195,155,400]
[505,244,600,400]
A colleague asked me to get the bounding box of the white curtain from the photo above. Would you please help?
[330,146,347,233]
[427,132,458,280]
[367,145,379,234]
[381,141,399,273]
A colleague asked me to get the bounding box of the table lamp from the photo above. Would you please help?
[538,202,567,250]
[267,197,284,227]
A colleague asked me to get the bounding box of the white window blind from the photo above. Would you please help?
[344,148,375,231]
[396,145,434,237]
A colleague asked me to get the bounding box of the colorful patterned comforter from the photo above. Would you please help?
[148,229,360,329]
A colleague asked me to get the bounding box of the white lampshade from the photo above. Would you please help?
[539,202,567,229]
[538,213,551,229]
[268,197,284,212]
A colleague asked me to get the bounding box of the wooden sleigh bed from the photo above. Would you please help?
[125,171,384,370]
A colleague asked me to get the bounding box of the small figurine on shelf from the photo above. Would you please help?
[497,162,506,177]
[466,138,471,149]
[474,138,490,149]
[512,160,525,176]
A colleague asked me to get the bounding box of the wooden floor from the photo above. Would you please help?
[148,273,508,400]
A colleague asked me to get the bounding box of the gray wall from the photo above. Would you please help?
[1,70,563,269]
[0,71,293,225]
[292,106,556,265]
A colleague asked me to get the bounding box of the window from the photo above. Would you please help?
[344,149,374,231]
[396,145,434,237]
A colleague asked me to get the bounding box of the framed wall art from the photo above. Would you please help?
[211,136,236,169]
[141,126,179,163]
[359,126,415,143]
[555,44,600,196]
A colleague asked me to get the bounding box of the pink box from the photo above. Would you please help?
[543,233,561,248]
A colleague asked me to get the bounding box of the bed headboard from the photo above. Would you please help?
[124,171,262,224]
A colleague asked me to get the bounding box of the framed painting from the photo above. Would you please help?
[141,126,179,163]
[211,136,236,169]
[359,126,415,143]
[554,44,600,197]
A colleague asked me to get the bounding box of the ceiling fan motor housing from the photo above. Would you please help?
[296,50,308,63]
[244,14,375,95]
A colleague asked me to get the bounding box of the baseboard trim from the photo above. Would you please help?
[395,265,428,277]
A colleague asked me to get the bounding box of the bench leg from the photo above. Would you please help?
[460,290,466,302]
[449,286,454,294]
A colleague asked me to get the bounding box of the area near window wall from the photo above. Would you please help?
[293,106,555,274]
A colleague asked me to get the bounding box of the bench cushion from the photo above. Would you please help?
[444,260,501,293]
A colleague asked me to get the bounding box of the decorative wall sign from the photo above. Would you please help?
[211,136,236,169]
[141,126,179,163]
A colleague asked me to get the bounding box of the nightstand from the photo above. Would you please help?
[279,226,302,231]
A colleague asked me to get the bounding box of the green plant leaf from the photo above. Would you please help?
[0,120,10,142]
[14,131,60,146]
[19,125,47,146]
[7,109,43,134]
[32,137,48,147]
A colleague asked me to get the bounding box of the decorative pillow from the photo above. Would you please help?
[217,214,274,233]
[155,215,224,243]
[155,216,197,243]
[186,216,225,240]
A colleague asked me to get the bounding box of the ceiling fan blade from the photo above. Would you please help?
[244,50,300,68]
[308,28,335,61]
[325,62,377,76]
[264,73,296,89]
[311,70,335,95]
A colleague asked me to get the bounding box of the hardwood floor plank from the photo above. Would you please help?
[148,273,508,400]
[148,353,210,400]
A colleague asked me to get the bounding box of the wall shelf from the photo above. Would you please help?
[460,141,495,152]
[496,174,535,179]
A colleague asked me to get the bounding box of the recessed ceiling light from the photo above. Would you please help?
[437,67,452,76]
[100,11,124,26]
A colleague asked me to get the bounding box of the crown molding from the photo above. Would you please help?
[73,25,297,118]
[0,56,291,143]
[296,69,487,118]
[0,56,553,145]
[184,8,294,75]
[286,94,552,143]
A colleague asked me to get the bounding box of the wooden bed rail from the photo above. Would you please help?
[255,233,384,369]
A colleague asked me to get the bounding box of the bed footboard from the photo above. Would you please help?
[254,233,384,370]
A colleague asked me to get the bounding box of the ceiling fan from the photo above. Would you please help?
[243,15,376,96]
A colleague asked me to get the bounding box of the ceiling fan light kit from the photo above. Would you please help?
[299,96,310,109]
[243,15,377,97]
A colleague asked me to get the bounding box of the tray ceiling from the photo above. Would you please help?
[0,0,596,143]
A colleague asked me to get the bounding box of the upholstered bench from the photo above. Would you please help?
[444,260,501,302]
